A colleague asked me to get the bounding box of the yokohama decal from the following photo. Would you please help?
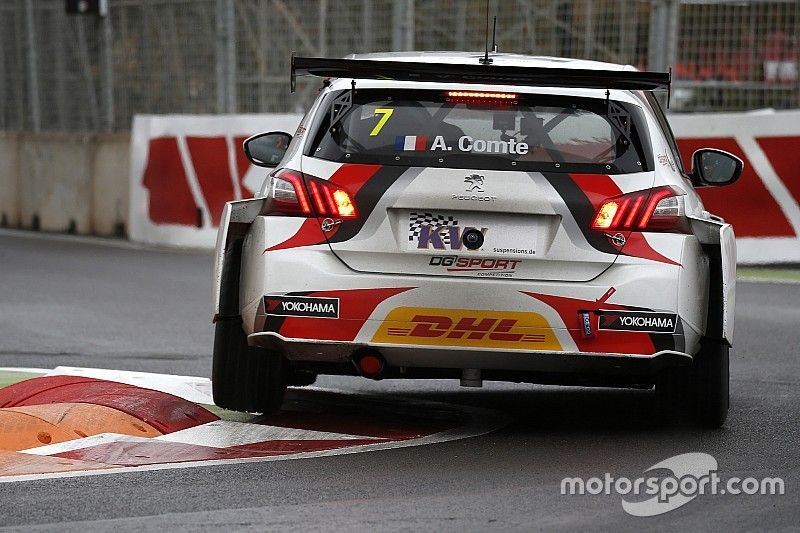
[258,287,415,341]
[598,311,678,333]
[263,296,340,319]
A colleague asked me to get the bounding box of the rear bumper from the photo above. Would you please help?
[239,221,708,370]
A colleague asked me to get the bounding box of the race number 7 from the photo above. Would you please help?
[370,108,394,136]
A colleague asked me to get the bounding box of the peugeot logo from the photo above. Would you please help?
[464,174,485,193]
[320,218,342,232]
[606,232,626,247]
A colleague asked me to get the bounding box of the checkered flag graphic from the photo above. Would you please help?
[408,213,458,245]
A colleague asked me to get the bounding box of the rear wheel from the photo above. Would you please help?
[212,318,287,413]
[212,239,286,413]
[692,340,729,428]
[656,339,729,428]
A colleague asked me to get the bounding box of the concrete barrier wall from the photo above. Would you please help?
[0,133,129,237]
[0,133,20,229]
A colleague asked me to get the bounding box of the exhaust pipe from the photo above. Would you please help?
[353,350,386,379]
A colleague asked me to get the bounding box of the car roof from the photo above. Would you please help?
[344,51,636,72]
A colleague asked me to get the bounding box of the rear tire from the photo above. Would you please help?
[693,340,729,428]
[656,338,729,428]
[212,239,286,413]
[212,318,287,413]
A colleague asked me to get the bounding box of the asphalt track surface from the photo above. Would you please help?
[0,230,798,531]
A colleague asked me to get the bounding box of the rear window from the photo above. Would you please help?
[307,89,653,174]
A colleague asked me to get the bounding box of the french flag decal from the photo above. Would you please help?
[395,135,428,151]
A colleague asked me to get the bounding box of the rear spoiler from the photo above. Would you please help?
[291,55,671,94]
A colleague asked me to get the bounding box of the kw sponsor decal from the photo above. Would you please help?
[429,256,521,278]
[372,307,562,350]
[408,213,488,251]
[263,296,340,319]
[598,311,677,333]
[417,225,488,250]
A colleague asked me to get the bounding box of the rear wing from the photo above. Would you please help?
[291,55,671,94]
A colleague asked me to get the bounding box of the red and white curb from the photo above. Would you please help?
[0,367,506,483]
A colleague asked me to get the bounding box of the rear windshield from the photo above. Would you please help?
[306,89,653,174]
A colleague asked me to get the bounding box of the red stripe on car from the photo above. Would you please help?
[568,173,623,211]
[621,232,681,267]
[328,163,382,196]
[266,219,330,251]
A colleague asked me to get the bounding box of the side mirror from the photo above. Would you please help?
[243,131,293,168]
[691,148,743,187]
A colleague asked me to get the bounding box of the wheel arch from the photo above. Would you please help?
[690,216,736,346]
[213,198,265,321]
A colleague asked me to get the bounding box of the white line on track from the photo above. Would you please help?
[738,277,800,285]
[0,228,209,253]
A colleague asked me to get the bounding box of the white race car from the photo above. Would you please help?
[212,52,741,427]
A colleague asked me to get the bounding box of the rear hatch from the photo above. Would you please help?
[300,86,655,282]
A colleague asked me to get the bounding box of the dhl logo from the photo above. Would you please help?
[372,307,562,350]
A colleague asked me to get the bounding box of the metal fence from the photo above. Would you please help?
[1,0,798,133]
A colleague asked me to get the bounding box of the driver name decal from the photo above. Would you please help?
[394,135,530,155]
[430,135,530,154]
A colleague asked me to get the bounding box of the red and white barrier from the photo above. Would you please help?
[670,110,800,263]
[130,111,800,262]
[130,114,302,248]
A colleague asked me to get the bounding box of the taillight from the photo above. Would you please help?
[591,186,687,232]
[267,169,358,219]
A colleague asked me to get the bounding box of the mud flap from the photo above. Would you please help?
[689,216,735,345]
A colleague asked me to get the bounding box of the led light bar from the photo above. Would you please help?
[447,91,518,100]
